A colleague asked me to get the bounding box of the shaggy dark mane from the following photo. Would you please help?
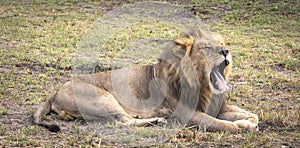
[155,28,212,113]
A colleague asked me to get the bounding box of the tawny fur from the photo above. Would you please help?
[34,28,258,133]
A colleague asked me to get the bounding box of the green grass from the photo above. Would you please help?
[0,0,299,147]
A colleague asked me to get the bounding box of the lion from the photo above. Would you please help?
[34,28,258,133]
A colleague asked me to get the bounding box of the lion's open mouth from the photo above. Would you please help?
[210,61,229,93]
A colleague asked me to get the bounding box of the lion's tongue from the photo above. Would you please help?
[213,71,229,92]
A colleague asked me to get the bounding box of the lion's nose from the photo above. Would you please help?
[220,49,229,56]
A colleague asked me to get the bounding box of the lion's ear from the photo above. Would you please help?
[174,35,194,56]
[174,35,194,47]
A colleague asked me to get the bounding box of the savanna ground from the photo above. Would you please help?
[0,0,299,147]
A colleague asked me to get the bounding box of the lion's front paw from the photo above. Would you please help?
[234,120,259,132]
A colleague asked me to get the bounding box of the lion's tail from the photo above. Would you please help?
[33,93,61,132]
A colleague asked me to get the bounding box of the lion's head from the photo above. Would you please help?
[160,28,232,94]
[177,29,232,94]
[156,28,232,112]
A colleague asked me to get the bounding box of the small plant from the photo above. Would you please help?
[0,108,8,115]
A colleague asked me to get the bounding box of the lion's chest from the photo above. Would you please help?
[205,93,225,117]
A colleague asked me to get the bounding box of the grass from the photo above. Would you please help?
[0,0,299,147]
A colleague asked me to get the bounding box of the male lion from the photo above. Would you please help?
[34,28,258,133]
